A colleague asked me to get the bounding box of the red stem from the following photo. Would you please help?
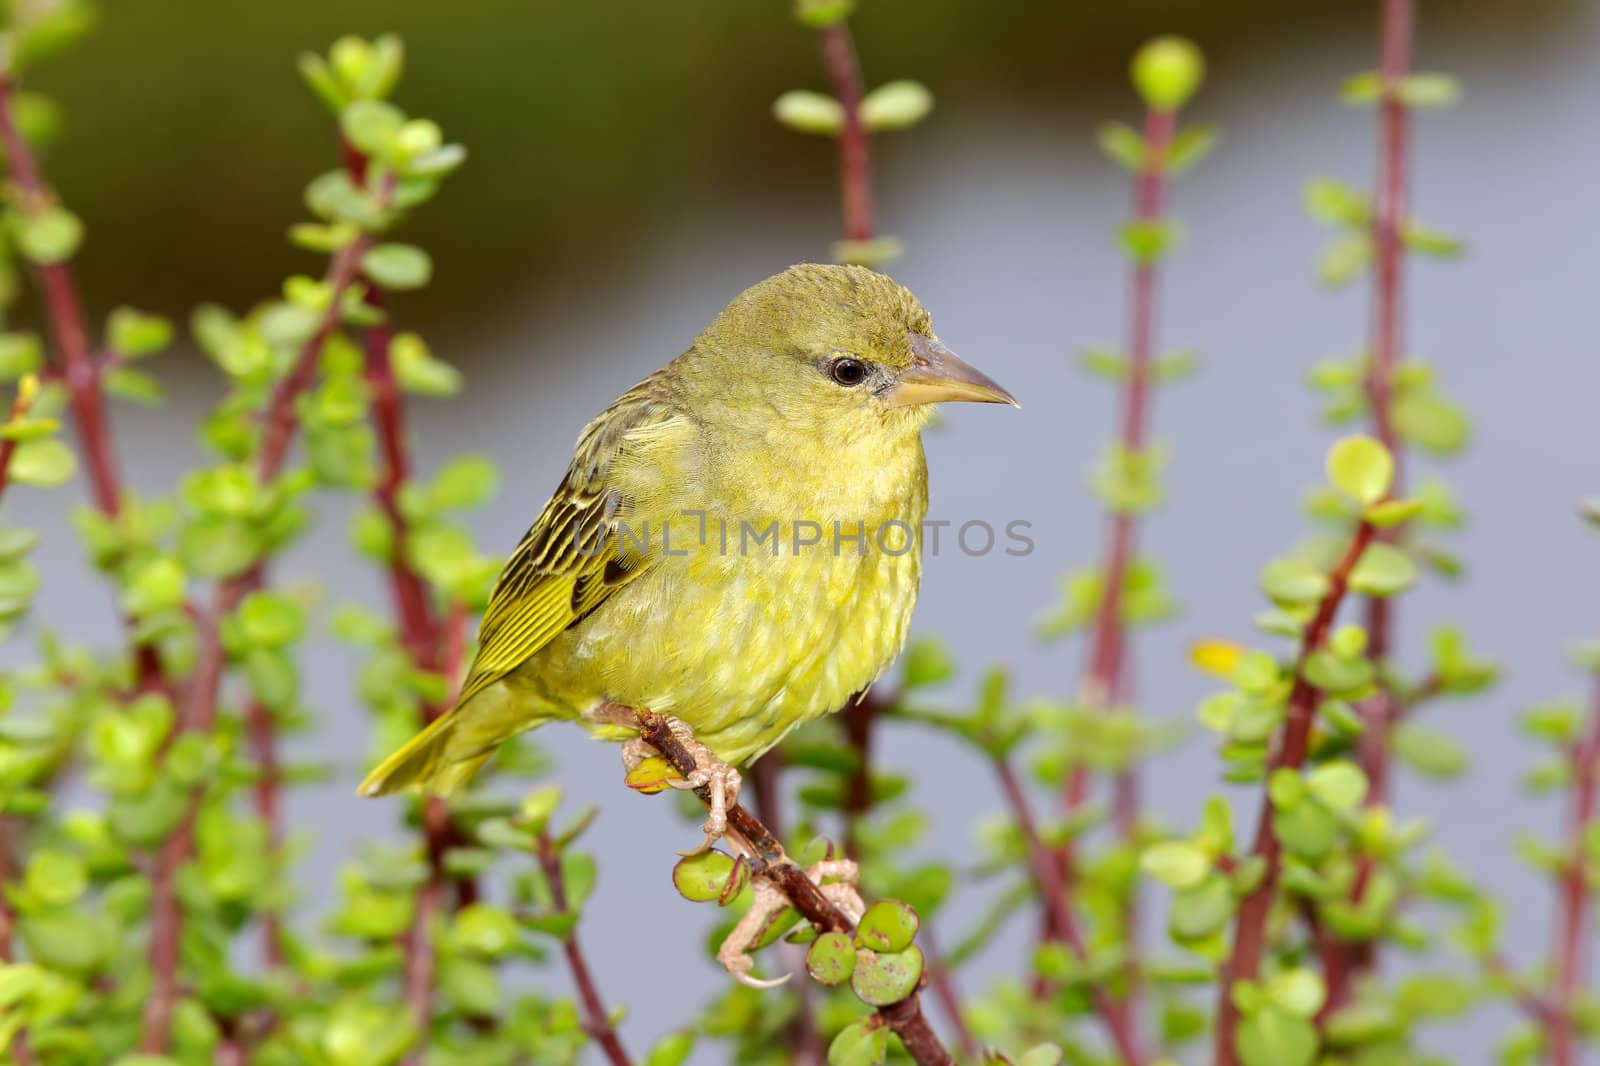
[536,832,633,1066]
[1213,521,1378,1066]
[0,78,120,515]
[401,797,447,1065]
[995,756,1145,1064]
[1332,0,1414,1012]
[141,175,389,1058]
[817,23,874,244]
[1549,679,1600,1066]
[362,305,441,671]
[245,698,287,967]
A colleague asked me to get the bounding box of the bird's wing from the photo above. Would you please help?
[454,379,694,709]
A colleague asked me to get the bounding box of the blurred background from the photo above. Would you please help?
[14,0,1600,1059]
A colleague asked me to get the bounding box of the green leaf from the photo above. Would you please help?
[850,944,923,1006]
[793,0,855,29]
[1326,435,1394,505]
[361,244,433,290]
[1402,220,1465,258]
[1318,232,1372,287]
[1392,722,1467,778]
[773,90,844,135]
[391,332,461,396]
[1260,557,1329,606]
[644,1032,696,1066]
[1303,649,1374,694]
[1267,968,1327,1019]
[25,850,88,906]
[1166,124,1218,173]
[103,368,165,405]
[1118,219,1180,263]
[1017,1045,1066,1066]
[856,899,918,953]
[1348,543,1417,597]
[122,557,186,617]
[859,80,932,132]
[0,334,43,382]
[341,99,404,155]
[1307,761,1368,811]
[9,439,76,487]
[1141,841,1211,889]
[900,636,955,689]
[806,930,857,986]
[1397,73,1460,108]
[1305,178,1370,227]
[1170,874,1233,940]
[827,1021,887,1066]
[1340,71,1382,106]
[14,207,84,264]
[1364,498,1423,528]
[1393,392,1470,456]
[1097,122,1145,170]
[1273,802,1340,861]
[1130,35,1205,111]
[107,307,174,357]
[234,591,307,648]
[1238,1007,1317,1066]
[671,850,740,904]
[429,455,499,511]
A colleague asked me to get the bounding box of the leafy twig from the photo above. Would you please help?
[0,77,120,515]
[141,152,393,1060]
[1213,519,1378,1066]
[816,23,873,244]
[536,830,633,1066]
[1549,676,1600,1066]
[996,755,1144,1064]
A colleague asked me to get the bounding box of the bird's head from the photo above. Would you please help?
[685,263,1016,439]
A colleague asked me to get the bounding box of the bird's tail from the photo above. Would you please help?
[358,712,492,798]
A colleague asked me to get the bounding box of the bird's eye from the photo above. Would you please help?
[829,357,868,387]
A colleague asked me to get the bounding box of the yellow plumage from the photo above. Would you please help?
[360,264,1014,797]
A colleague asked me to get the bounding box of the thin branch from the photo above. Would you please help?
[536,830,634,1066]
[995,755,1145,1065]
[244,697,287,967]
[141,170,390,1059]
[1549,677,1600,1066]
[1213,520,1379,1066]
[1334,0,1415,1012]
[816,24,874,244]
[0,77,120,515]
[637,712,954,1066]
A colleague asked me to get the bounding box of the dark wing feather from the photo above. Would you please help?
[453,380,684,709]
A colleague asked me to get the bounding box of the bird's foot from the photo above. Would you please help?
[715,878,792,989]
[601,706,741,854]
[713,857,864,989]
[808,857,866,925]
[657,716,741,855]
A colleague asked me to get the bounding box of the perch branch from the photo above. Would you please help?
[637,712,953,1066]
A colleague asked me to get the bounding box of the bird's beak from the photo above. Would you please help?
[883,333,1019,409]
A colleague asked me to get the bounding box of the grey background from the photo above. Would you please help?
[9,1,1599,1060]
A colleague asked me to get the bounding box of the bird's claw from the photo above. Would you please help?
[611,710,742,855]
[716,879,793,988]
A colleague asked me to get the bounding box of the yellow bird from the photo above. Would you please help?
[360,264,1016,841]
